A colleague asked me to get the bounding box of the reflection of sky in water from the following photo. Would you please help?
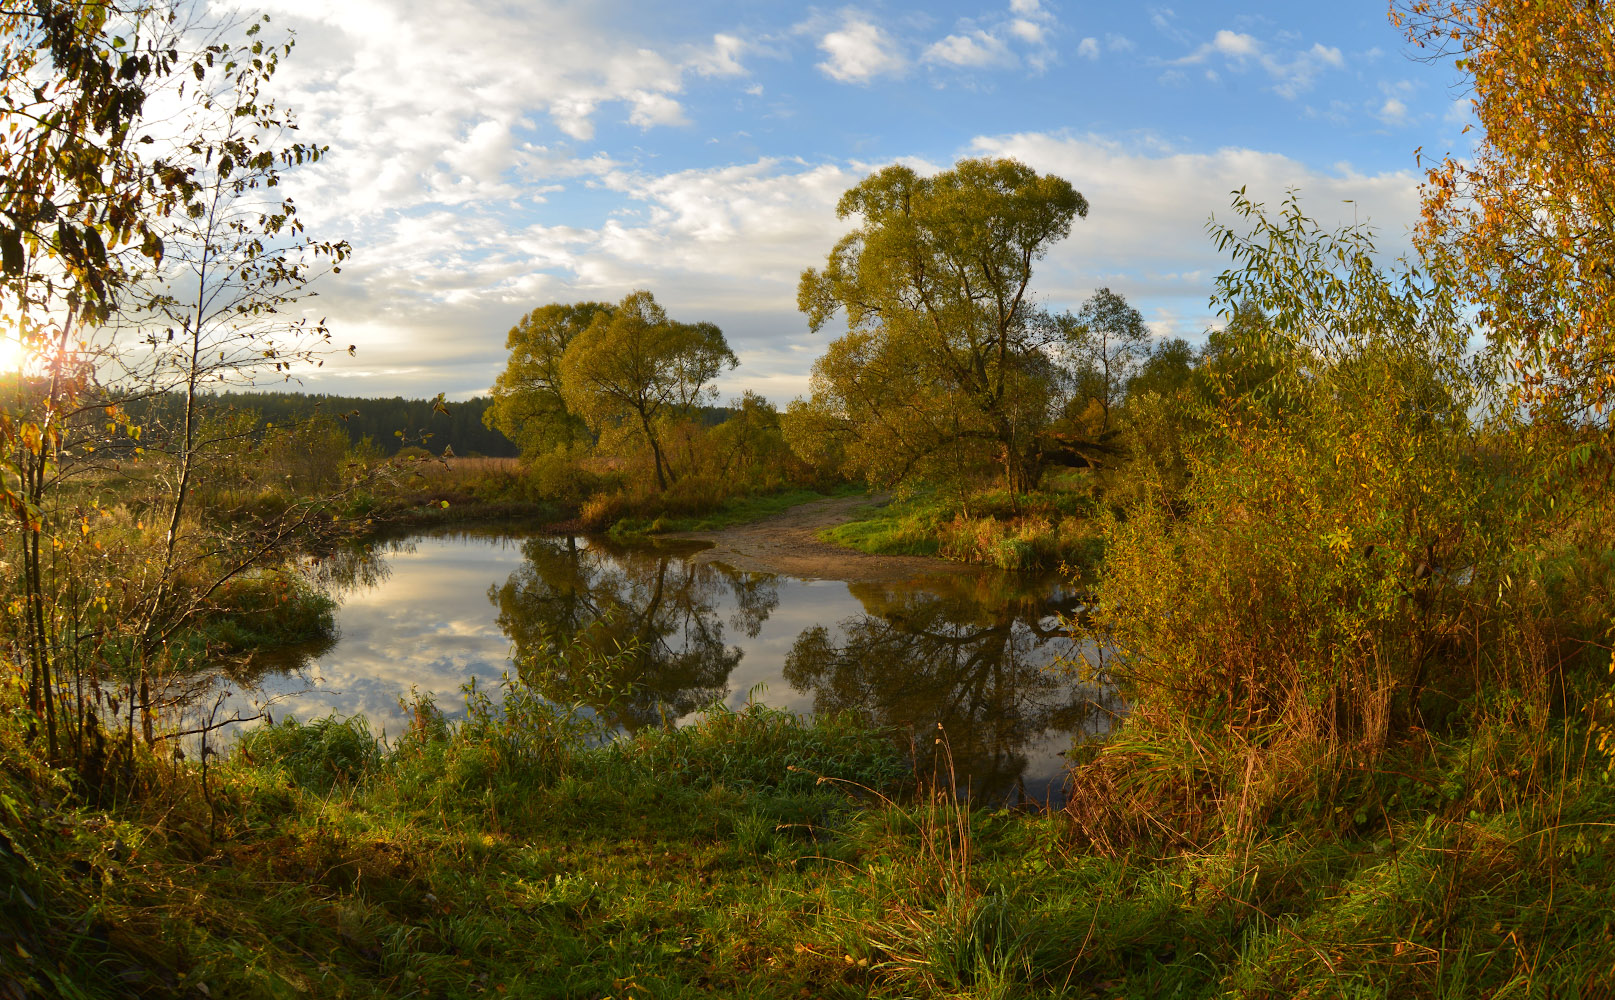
[231,536,531,740]
[224,531,1103,802]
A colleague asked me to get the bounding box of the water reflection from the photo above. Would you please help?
[490,537,775,732]
[304,537,404,598]
[230,528,1111,802]
[485,535,1109,802]
[784,577,1107,802]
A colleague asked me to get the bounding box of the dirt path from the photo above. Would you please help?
[670,494,955,583]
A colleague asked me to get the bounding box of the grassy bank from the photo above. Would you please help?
[4,675,1611,999]
[821,487,1105,575]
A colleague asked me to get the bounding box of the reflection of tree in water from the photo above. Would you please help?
[303,537,404,599]
[784,573,1106,802]
[490,537,779,732]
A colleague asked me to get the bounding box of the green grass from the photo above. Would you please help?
[819,496,943,557]
[5,681,1613,999]
[609,482,865,537]
[821,488,1104,573]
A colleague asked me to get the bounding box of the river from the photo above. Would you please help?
[226,526,1115,805]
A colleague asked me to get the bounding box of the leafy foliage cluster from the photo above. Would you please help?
[788,158,1168,500]
[1396,0,1615,420]
[482,291,832,526]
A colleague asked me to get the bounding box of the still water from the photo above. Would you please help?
[233,528,1114,804]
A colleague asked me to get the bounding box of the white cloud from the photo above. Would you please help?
[237,0,758,225]
[1208,29,1261,59]
[925,0,1063,75]
[1372,79,1419,126]
[818,0,1062,81]
[691,34,748,77]
[1076,37,1100,60]
[817,16,907,83]
[628,91,688,128]
[1009,18,1045,44]
[1150,7,1191,45]
[1376,97,1409,126]
[1173,28,1346,98]
[286,133,1420,401]
[925,30,1016,69]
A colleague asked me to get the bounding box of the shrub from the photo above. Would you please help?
[608,703,908,795]
[207,570,337,652]
[237,715,381,790]
[578,490,633,531]
[527,448,608,505]
[1068,194,1613,850]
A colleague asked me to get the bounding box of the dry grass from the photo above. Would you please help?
[408,455,522,477]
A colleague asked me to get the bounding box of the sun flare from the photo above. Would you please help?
[0,335,23,374]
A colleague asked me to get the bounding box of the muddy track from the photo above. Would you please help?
[670,494,955,583]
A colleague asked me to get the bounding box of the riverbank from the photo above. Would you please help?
[817,488,1107,576]
[3,687,1610,999]
[669,492,963,583]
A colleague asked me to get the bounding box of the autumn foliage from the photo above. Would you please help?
[1397,0,1615,419]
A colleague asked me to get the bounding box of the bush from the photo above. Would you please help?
[527,448,609,505]
[207,570,337,652]
[237,715,381,790]
[578,489,633,531]
[1068,194,1613,850]
[607,702,907,795]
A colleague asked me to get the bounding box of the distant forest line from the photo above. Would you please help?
[120,391,746,459]
[129,391,520,457]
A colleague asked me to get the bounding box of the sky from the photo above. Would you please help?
[232,0,1471,403]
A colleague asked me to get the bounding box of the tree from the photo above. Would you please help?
[1,7,354,766]
[1061,287,1152,431]
[1127,337,1196,401]
[559,290,736,490]
[1,3,191,754]
[1395,0,1615,420]
[796,157,1087,495]
[115,17,350,740]
[485,302,611,457]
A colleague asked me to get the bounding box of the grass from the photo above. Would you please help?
[4,677,1613,999]
[358,452,857,537]
[817,495,941,556]
[821,487,1105,574]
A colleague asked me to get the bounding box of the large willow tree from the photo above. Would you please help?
[559,290,736,490]
[791,157,1087,494]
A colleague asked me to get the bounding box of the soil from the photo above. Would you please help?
[670,494,954,583]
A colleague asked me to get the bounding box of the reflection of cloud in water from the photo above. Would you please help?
[227,534,527,738]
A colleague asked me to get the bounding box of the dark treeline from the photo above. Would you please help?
[124,391,521,457]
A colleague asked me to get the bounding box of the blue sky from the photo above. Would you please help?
[245,0,1469,402]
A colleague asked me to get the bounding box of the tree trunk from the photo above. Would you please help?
[638,408,669,490]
